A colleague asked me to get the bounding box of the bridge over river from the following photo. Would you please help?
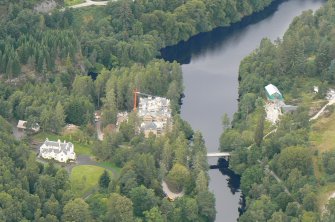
[206,152,230,158]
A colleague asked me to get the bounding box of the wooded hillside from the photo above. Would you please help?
[220,1,335,221]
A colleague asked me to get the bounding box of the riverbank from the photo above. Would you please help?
[219,0,333,220]
[161,0,289,63]
[161,0,326,221]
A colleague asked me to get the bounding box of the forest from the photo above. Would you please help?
[0,0,278,221]
[219,0,335,221]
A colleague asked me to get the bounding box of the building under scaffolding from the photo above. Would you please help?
[138,96,172,138]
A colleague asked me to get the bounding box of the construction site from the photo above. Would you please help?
[116,90,172,138]
[264,84,298,124]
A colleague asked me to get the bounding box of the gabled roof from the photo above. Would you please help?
[41,139,73,155]
[265,84,282,96]
[141,122,157,130]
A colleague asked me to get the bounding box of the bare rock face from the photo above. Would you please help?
[34,0,58,13]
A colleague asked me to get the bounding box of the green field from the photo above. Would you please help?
[97,161,122,175]
[70,165,112,197]
[310,112,335,210]
[65,0,85,6]
[33,132,92,155]
[311,112,335,154]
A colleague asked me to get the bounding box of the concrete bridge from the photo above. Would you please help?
[206,152,231,158]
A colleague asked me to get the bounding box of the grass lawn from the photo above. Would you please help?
[310,112,335,211]
[98,161,122,176]
[65,0,85,6]
[70,165,112,197]
[32,132,92,156]
[310,112,335,153]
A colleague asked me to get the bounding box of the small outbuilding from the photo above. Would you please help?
[265,84,283,101]
[17,120,40,132]
[281,104,298,114]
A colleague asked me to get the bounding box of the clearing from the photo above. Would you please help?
[310,112,335,153]
[65,0,85,7]
[310,112,335,212]
[70,165,112,197]
[265,102,282,124]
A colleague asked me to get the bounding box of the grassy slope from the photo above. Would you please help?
[311,112,335,153]
[70,165,112,197]
[97,161,122,175]
[65,0,85,6]
[310,111,335,210]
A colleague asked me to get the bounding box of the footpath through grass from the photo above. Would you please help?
[70,165,112,197]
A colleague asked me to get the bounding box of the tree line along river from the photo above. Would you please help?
[161,0,326,221]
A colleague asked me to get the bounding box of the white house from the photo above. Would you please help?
[39,139,76,163]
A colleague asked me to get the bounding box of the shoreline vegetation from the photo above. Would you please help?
[5,0,331,221]
[219,1,335,221]
[0,0,280,221]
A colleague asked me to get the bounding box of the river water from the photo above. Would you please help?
[161,0,325,221]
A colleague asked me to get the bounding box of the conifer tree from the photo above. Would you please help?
[99,170,111,190]
[254,112,265,147]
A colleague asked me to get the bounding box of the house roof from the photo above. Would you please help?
[282,105,298,113]
[265,84,282,96]
[41,139,74,155]
[17,120,40,132]
[141,122,157,130]
[17,120,27,129]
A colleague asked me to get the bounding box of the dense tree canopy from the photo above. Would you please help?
[0,0,289,221]
[219,0,335,220]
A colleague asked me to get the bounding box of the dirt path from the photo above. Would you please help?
[69,0,109,9]
[310,99,335,121]
[161,180,184,200]
[96,120,104,141]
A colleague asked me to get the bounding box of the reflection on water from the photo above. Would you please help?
[161,0,325,221]
[210,158,246,219]
[160,0,289,64]
[210,159,240,194]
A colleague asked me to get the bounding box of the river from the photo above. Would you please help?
[161,0,325,221]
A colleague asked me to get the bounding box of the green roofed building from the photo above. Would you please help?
[265,84,283,101]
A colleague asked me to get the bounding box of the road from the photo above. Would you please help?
[69,0,109,9]
[161,180,184,201]
[64,154,97,173]
[310,99,335,121]
[264,163,291,195]
[95,120,104,141]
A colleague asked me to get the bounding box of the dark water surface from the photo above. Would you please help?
[161,0,325,221]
